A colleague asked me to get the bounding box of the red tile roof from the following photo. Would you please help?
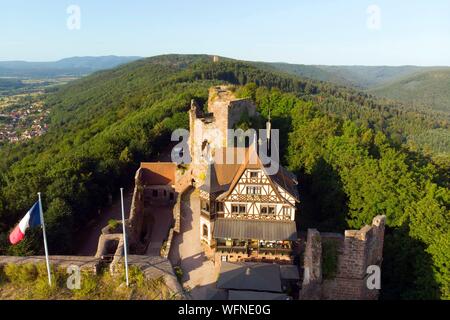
[140,162,177,186]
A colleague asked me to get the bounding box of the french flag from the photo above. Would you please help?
[9,201,42,245]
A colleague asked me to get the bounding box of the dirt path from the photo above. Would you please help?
[169,189,220,300]
[74,190,133,256]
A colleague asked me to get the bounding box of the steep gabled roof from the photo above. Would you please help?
[213,146,299,204]
[271,165,300,201]
[198,148,244,195]
[198,143,299,203]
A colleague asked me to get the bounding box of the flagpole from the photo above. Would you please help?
[38,192,52,286]
[120,188,129,287]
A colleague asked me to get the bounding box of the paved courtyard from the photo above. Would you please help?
[170,189,221,300]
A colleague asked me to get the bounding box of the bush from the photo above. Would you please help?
[31,276,59,300]
[4,263,37,284]
[108,219,120,232]
[128,266,145,288]
[73,272,99,300]
[174,266,183,283]
[0,262,174,300]
[0,266,6,285]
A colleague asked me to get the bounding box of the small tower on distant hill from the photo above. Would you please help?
[213,55,220,63]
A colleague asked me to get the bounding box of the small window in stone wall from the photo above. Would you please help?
[203,224,209,238]
[152,190,158,198]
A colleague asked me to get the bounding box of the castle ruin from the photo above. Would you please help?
[301,215,386,300]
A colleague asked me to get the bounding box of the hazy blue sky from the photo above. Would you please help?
[1,0,450,65]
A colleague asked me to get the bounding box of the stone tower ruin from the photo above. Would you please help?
[301,215,386,300]
[188,86,256,183]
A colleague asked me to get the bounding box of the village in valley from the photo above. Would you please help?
[0,77,76,145]
[0,92,49,144]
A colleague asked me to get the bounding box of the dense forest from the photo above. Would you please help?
[0,55,448,299]
[369,69,450,113]
[260,63,429,88]
[261,62,450,114]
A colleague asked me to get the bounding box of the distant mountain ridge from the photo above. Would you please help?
[0,56,142,78]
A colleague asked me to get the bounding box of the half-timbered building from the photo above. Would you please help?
[199,145,299,262]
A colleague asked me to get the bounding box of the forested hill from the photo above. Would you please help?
[261,63,427,88]
[369,69,450,113]
[261,62,450,115]
[0,54,448,299]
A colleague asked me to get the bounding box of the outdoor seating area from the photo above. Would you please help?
[215,238,294,263]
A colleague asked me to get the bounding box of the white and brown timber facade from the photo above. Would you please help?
[198,145,299,263]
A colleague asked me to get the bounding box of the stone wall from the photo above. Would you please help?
[128,168,145,250]
[301,215,386,300]
[189,86,257,183]
[165,184,193,261]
